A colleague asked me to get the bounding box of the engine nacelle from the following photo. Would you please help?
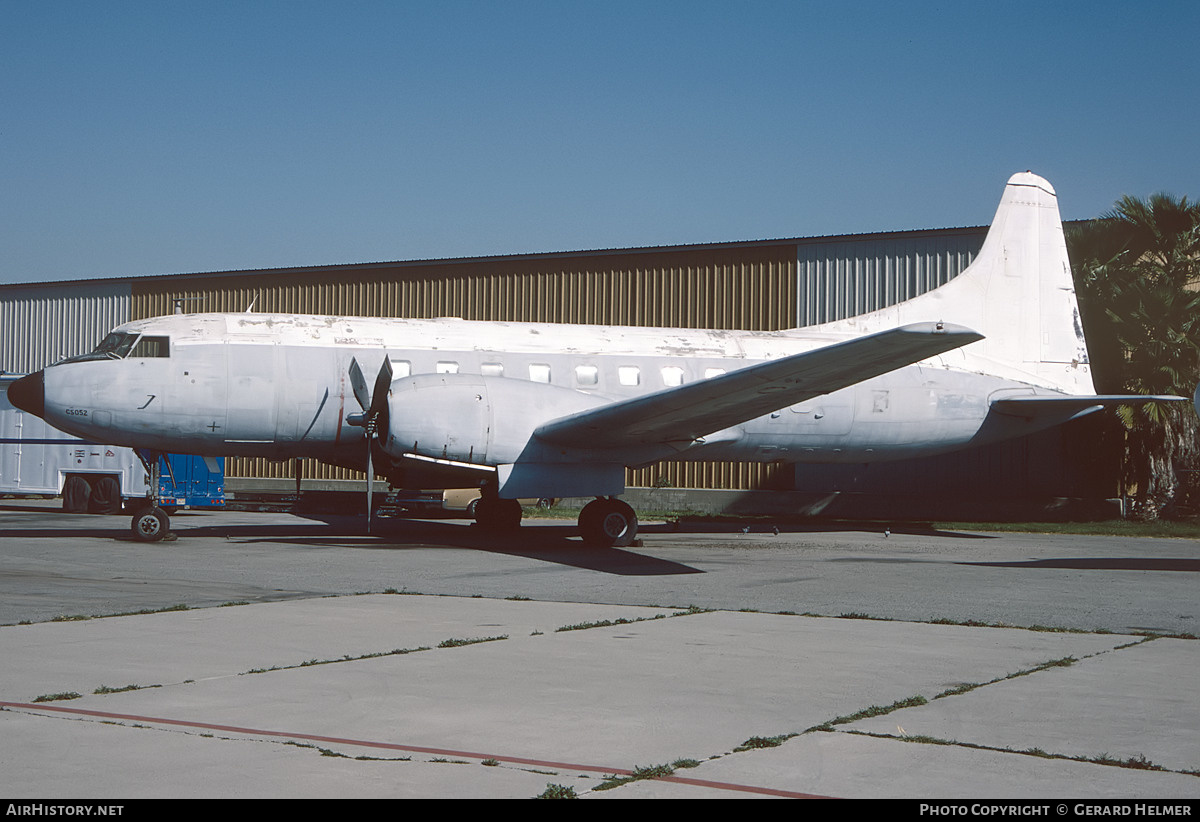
[383,373,606,466]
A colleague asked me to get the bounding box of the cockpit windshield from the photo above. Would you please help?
[58,332,170,364]
[95,332,139,358]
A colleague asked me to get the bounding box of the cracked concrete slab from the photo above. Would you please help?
[4,596,1193,798]
[0,595,679,701]
[591,731,1200,799]
[848,636,1200,774]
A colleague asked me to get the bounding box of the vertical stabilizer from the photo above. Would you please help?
[810,172,1095,395]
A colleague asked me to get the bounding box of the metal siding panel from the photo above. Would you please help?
[0,282,131,373]
[794,228,986,325]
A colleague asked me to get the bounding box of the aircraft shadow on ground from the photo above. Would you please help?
[659,520,996,539]
[962,557,1200,572]
[0,525,133,540]
[177,516,705,577]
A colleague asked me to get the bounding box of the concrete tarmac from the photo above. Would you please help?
[1,501,1198,799]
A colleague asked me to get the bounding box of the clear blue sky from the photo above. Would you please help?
[2,0,1197,284]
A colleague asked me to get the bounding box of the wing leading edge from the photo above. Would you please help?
[534,322,983,451]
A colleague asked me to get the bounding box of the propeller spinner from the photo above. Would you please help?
[346,356,393,531]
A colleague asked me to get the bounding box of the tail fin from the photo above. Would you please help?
[812,172,1095,395]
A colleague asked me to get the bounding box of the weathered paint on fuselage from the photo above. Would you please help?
[38,311,1051,484]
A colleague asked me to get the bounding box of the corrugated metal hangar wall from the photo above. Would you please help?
[127,242,802,492]
[0,226,1121,517]
[0,280,131,374]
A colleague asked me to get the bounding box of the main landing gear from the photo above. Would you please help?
[472,495,524,531]
[578,497,638,548]
[469,479,524,532]
[471,485,639,548]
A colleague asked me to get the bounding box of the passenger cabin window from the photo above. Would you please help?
[392,360,412,378]
[436,361,459,374]
[130,336,169,358]
[661,366,684,386]
[618,366,640,386]
[529,363,551,383]
[481,362,504,377]
[574,365,598,386]
[704,367,726,379]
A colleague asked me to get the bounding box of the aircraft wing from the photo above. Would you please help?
[534,322,982,450]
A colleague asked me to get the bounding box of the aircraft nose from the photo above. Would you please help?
[7,370,45,417]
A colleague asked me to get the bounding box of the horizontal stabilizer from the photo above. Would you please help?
[535,322,982,450]
[991,394,1188,422]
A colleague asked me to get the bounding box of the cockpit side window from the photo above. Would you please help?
[130,335,169,358]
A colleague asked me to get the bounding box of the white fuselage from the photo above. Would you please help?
[19,172,1102,497]
[37,311,1051,487]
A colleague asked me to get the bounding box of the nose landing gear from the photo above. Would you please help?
[130,450,171,542]
[132,505,170,542]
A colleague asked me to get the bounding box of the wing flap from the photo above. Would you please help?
[535,322,982,450]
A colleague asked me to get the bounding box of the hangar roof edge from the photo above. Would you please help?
[2,223,1013,291]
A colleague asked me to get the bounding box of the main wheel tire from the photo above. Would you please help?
[62,476,91,514]
[88,476,123,514]
[579,499,638,548]
[131,507,170,542]
[474,497,522,531]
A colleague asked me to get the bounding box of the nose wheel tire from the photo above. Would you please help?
[131,507,170,542]
[579,498,638,547]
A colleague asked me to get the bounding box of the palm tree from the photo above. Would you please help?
[1069,193,1200,518]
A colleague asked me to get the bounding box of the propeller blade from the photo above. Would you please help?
[347,356,393,534]
[370,356,393,418]
[369,356,392,445]
[365,439,374,532]
[348,357,371,413]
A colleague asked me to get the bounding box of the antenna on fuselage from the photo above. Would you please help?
[246,292,261,313]
[171,297,204,315]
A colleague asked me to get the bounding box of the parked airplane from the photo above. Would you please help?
[7,172,1184,544]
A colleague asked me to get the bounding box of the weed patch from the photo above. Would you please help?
[594,763,676,791]
[556,615,664,632]
[245,645,430,674]
[437,635,508,648]
[536,783,578,799]
[734,734,796,752]
[93,684,160,695]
